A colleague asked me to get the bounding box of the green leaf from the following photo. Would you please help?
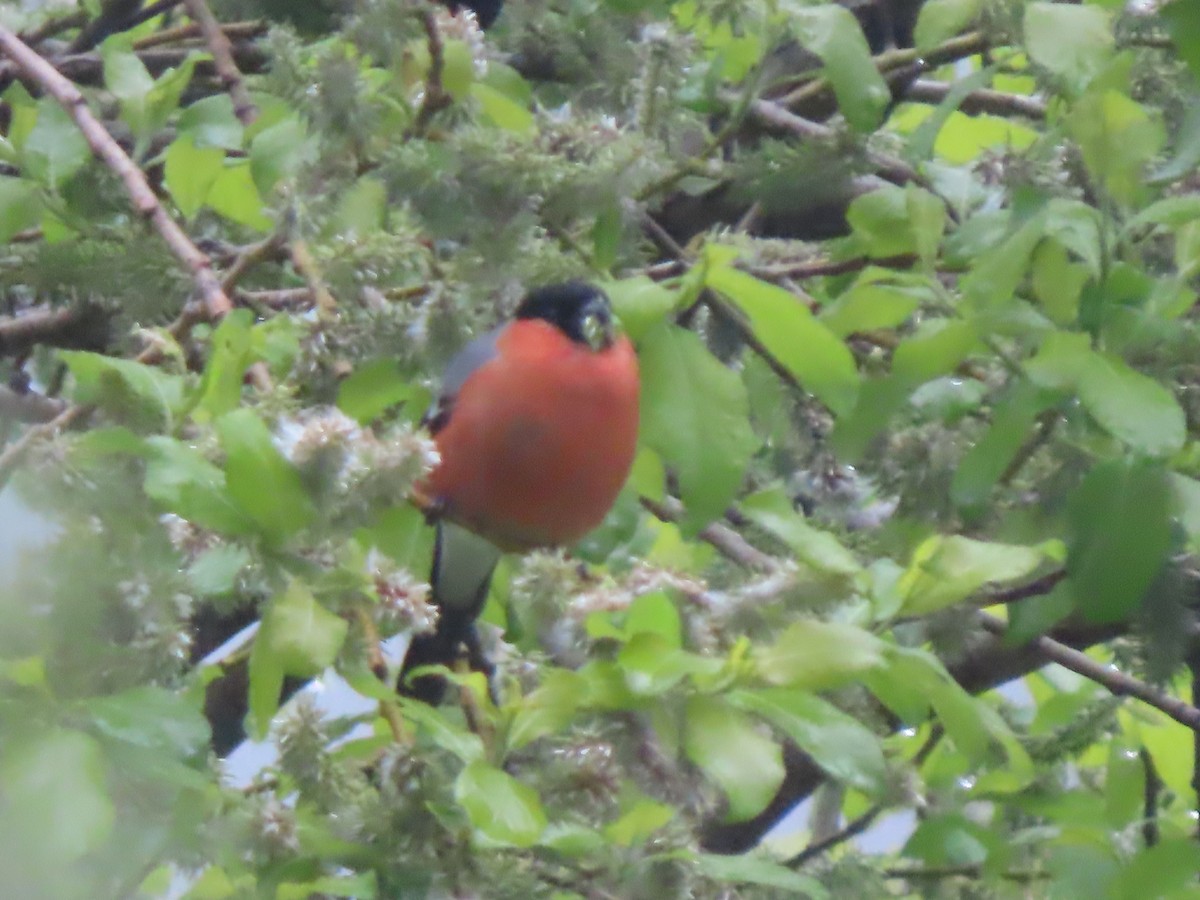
[337,358,413,424]
[1162,0,1200,83]
[62,350,186,430]
[193,309,255,421]
[914,0,982,50]
[871,648,1031,774]
[208,162,273,231]
[1111,839,1200,900]
[0,175,42,242]
[24,97,91,190]
[277,873,377,900]
[786,4,890,131]
[1078,354,1185,458]
[624,591,682,645]
[1024,3,1114,93]
[739,486,862,578]
[216,408,316,542]
[186,544,251,596]
[637,322,756,532]
[605,277,677,340]
[960,215,1043,308]
[86,685,210,773]
[692,854,827,897]
[591,202,621,271]
[178,94,244,150]
[1171,474,1200,554]
[754,620,886,689]
[1026,332,1185,456]
[950,380,1048,510]
[1067,458,1172,623]
[0,729,114,865]
[249,579,347,734]
[617,632,718,695]
[892,319,977,382]
[1070,89,1165,206]
[455,761,547,847]
[397,697,485,762]
[143,437,256,535]
[603,798,674,847]
[729,688,887,796]
[1030,239,1088,325]
[164,135,225,219]
[684,695,784,821]
[471,82,537,136]
[819,272,926,339]
[249,116,310,194]
[897,535,1057,616]
[707,264,859,416]
[508,670,585,750]
[335,176,387,237]
[442,40,476,100]
[845,186,918,258]
[259,579,348,678]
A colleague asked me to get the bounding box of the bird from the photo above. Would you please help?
[399,282,640,704]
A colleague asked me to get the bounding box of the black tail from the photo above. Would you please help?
[397,522,500,704]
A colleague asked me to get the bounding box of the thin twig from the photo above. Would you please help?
[788,727,943,867]
[0,27,233,322]
[0,403,89,487]
[289,239,337,315]
[19,10,89,46]
[411,7,451,135]
[979,612,1200,731]
[0,385,67,423]
[902,79,1046,120]
[133,20,266,51]
[882,865,1049,883]
[0,304,108,356]
[778,31,990,112]
[747,98,917,187]
[351,607,408,743]
[1141,747,1160,847]
[221,232,288,294]
[640,495,781,573]
[237,287,314,309]
[183,0,257,124]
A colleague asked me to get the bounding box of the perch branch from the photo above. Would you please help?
[183,0,258,124]
[0,27,233,322]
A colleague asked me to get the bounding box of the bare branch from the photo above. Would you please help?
[0,27,233,322]
[183,0,258,124]
[0,304,109,356]
[411,7,452,135]
[902,79,1047,120]
[133,20,267,52]
[640,495,782,573]
[0,403,89,487]
[978,612,1200,731]
[0,385,67,423]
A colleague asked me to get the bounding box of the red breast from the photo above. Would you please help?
[424,319,640,551]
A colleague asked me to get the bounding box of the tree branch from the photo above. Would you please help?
[0,385,66,423]
[0,27,233,322]
[0,403,89,487]
[640,495,782,573]
[0,304,110,356]
[411,7,451,135]
[978,612,1200,731]
[902,79,1046,120]
[183,0,257,125]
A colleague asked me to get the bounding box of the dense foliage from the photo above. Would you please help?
[3,0,1200,896]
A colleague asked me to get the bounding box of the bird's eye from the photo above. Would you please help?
[580,311,612,350]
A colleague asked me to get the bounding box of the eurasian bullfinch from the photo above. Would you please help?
[399,282,640,703]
